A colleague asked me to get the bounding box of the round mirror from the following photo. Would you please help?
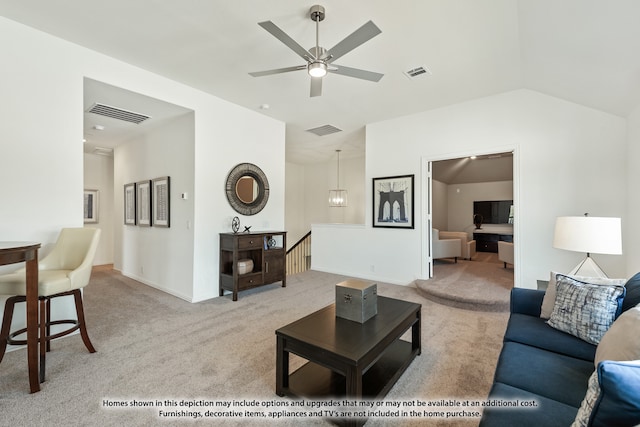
[235,176,259,204]
[225,163,269,215]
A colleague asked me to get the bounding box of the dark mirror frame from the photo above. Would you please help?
[225,163,269,216]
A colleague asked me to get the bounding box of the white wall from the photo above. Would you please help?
[627,105,640,277]
[285,155,365,248]
[83,153,114,265]
[114,113,195,300]
[285,162,306,249]
[0,17,285,310]
[313,90,629,287]
[446,181,513,234]
[431,179,449,231]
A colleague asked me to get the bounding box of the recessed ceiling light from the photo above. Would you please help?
[93,124,105,131]
[259,104,270,110]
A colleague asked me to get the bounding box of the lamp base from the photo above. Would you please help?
[568,256,608,278]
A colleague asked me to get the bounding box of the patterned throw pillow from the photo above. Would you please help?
[571,370,599,427]
[540,272,626,319]
[547,275,625,344]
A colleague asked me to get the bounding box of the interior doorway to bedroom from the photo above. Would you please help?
[426,150,516,290]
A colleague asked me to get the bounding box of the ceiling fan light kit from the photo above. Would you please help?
[308,61,327,78]
[250,4,383,97]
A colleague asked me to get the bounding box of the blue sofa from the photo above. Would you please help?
[480,273,640,426]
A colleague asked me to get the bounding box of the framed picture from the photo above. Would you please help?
[83,189,98,223]
[137,180,152,226]
[152,176,170,228]
[124,183,137,225]
[372,174,415,229]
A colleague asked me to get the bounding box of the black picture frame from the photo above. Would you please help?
[137,180,152,227]
[124,183,137,225]
[372,174,415,229]
[83,189,98,224]
[152,176,170,228]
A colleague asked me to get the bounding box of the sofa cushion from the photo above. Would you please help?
[493,342,594,408]
[622,272,640,313]
[541,272,626,319]
[480,382,578,427]
[595,303,640,366]
[572,361,640,427]
[505,313,596,362]
[547,275,625,345]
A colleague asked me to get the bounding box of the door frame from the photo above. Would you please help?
[421,146,520,284]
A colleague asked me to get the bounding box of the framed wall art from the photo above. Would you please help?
[124,183,137,225]
[372,174,414,229]
[83,189,98,223]
[137,180,152,226]
[152,176,170,228]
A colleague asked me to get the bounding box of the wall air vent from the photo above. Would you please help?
[403,66,432,79]
[306,124,342,137]
[87,103,151,124]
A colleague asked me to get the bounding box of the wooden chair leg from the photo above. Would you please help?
[73,290,96,354]
[45,297,51,352]
[0,296,19,364]
[39,298,46,383]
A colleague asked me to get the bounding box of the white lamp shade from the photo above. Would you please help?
[553,216,622,255]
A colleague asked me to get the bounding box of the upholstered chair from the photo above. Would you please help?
[498,241,514,268]
[432,228,462,263]
[438,231,477,260]
[0,227,101,382]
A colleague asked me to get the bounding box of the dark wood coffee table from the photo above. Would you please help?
[275,296,421,424]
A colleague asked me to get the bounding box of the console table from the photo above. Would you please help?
[473,231,513,253]
[0,242,41,393]
[276,296,421,427]
[219,231,286,301]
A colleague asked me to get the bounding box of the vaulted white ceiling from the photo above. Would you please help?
[1,0,639,164]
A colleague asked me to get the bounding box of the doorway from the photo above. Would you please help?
[424,149,518,285]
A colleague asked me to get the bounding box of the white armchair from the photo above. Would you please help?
[438,231,477,260]
[432,229,461,263]
[498,241,514,268]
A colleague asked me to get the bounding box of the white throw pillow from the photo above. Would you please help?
[540,272,626,319]
[595,303,640,366]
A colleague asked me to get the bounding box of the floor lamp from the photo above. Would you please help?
[552,215,622,278]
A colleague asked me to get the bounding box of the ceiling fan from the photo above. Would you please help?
[249,5,383,97]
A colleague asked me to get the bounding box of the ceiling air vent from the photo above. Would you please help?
[87,103,151,124]
[403,66,432,79]
[306,124,342,137]
[93,147,114,157]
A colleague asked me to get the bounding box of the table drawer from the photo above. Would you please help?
[238,236,263,250]
[238,273,264,290]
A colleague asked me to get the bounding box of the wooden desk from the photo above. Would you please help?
[0,242,41,393]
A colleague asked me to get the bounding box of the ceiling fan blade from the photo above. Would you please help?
[249,65,306,77]
[258,21,311,61]
[310,77,322,97]
[331,64,384,82]
[325,21,381,63]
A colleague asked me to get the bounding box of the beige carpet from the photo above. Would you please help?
[0,267,509,426]
[415,253,514,312]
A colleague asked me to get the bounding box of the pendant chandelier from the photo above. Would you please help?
[328,149,348,207]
